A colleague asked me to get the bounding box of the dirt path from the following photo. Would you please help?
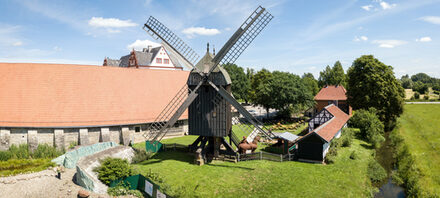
[0,168,108,198]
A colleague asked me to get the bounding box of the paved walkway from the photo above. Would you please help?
[405,102,440,104]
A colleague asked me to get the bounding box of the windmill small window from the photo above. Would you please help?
[156,58,162,64]
[135,126,141,133]
[164,58,169,64]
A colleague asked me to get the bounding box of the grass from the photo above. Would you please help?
[404,88,440,100]
[0,158,55,177]
[396,104,440,195]
[133,138,375,197]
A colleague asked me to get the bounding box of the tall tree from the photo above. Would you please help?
[347,55,405,130]
[302,73,319,96]
[400,74,413,89]
[269,71,314,117]
[318,61,346,87]
[223,64,250,103]
[250,69,274,117]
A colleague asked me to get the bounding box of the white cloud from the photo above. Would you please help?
[372,40,407,48]
[182,27,221,38]
[380,1,396,10]
[361,5,373,11]
[12,41,23,46]
[88,17,137,28]
[354,36,368,42]
[419,16,440,25]
[127,39,161,51]
[416,37,432,42]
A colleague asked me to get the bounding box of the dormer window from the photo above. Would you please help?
[164,58,169,64]
[156,58,162,64]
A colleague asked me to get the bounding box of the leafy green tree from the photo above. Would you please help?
[250,69,274,117]
[412,81,428,94]
[269,71,314,117]
[318,61,346,87]
[400,75,413,89]
[224,64,251,103]
[347,55,404,130]
[302,73,319,96]
[411,73,434,85]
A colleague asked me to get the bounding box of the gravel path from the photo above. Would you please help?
[0,168,108,198]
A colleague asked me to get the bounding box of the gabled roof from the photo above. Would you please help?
[314,85,347,100]
[300,104,350,143]
[0,63,189,127]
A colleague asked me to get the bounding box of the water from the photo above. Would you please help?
[374,133,406,198]
[375,178,405,198]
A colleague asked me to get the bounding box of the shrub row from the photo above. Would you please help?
[0,144,63,161]
[389,128,426,197]
[324,128,355,164]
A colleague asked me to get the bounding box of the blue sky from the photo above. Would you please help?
[1,0,440,78]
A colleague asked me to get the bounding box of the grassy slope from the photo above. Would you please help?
[133,138,374,197]
[398,104,440,195]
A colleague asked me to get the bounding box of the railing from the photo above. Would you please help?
[237,151,295,162]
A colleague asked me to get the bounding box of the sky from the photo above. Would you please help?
[1,0,440,78]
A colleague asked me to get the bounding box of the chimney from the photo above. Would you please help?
[143,45,153,53]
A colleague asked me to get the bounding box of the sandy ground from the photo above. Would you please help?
[0,168,109,198]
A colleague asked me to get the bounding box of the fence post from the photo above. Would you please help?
[260,151,262,160]
[280,154,283,162]
[237,153,240,162]
[174,143,176,151]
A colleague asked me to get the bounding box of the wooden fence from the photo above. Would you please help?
[237,151,294,162]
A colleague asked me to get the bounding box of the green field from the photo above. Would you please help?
[133,137,375,197]
[397,104,440,195]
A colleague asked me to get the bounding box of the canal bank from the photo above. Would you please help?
[374,132,405,198]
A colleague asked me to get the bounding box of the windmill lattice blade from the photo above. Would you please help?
[210,6,273,74]
[207,81,276,140]
[143,16,200,67]
[145,81,203,143]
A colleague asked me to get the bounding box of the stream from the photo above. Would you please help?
[374,132,406,198]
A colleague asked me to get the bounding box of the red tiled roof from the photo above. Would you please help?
[313,104,350,142]
[314,85,347,100]
[0,63,189,127]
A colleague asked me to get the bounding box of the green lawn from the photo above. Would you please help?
[397,104,440,195]
[0,158,54,177]
[133,138,375,197]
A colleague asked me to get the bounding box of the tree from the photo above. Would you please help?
[250,69,274,117]
[347,55,405,130]
[318,61,346,87]
[223,64,251,103]
[269,71,314,118]
[412,81,428,94]
[400,75,413,89]
[411,73,433,85]
[302,73,319,96]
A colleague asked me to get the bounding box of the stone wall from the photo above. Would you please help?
[0,120,188,151]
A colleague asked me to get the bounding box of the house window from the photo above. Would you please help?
[164,58,169,64]
[156,58,162,64]
[135,126,141,133]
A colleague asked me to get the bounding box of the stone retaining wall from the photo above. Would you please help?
[0,120,188,151]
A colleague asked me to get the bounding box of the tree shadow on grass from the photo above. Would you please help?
[205,163,255,171]
[136,151,194,165]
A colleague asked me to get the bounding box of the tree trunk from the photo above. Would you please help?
[266,107,270,119]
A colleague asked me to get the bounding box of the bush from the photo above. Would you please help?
[367,160,387,183]
[414,92,420,99]
[68,141,78,149]
[94,158,133,185]
[107,181,143,197]
[349,109,385,148]
[131,148,153,164]
[349,151,358,160]
[30,144,63,159]
[423,95,429,100]
[8,144,29,159]
[0,151,12,161]
[341,128,355,147]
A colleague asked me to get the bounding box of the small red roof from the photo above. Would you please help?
[0,63,189,127]
[313,104,350,142]
[314,85,347,101]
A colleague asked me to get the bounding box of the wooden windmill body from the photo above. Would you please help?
[143,6,276,163]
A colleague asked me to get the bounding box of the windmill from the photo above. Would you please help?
[143,6,276,161]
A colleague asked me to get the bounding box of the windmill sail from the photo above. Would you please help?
[209,6,273,75]
[143,16,200,68]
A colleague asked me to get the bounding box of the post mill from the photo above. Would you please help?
[143,6,276,163]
